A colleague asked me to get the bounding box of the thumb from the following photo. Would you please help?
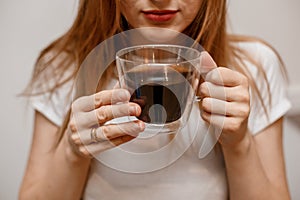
[200,51,217,75]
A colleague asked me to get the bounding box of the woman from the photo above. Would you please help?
[19,0,291,199]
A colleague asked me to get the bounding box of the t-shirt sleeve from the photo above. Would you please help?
[29,79,73,126]
[28,52,74,127]
[245,42,292,134]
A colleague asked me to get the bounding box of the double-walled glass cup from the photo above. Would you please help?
[116,44,201,134]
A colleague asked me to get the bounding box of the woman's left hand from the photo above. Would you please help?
[199,63,250,147]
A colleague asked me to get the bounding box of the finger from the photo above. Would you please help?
[101,120,145,139]
[200,51,217,75]
[199,82,226,100]
[72,120,145,145]
[84,135,136,155]
[201,111,246,134]
[68,123,137,158]
[66,126,92,158]
[81,102,141,127]
[201,111,225,130]
[201,98,250,117]
[72,89,131,112]
[200,81,250,102]
[205,67,248,87]
[201,98,226,116]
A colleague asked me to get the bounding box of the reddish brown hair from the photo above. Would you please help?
[25,0,286,131]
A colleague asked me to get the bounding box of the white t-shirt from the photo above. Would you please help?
[30,42,291,200]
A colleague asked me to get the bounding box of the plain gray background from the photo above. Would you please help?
[0,0,299,199]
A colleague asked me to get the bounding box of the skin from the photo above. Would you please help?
[19,0,291,199]
[120,0,201,32]
[199,55,290,199]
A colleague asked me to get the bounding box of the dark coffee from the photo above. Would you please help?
[124,64,192,124]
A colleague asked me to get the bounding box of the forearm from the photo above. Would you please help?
[222,131,288,200]
[20,133,91,200]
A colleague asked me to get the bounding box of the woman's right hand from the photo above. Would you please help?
[67,88,145,158]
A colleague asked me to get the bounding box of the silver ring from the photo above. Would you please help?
[90,127,98,143]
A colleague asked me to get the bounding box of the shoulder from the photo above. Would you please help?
[232,41,291,134]
[230,40,286,87]
[36,50,75,75]
[29,50,76,126]
[232,40,282,72]
[33,50,76,92]
[231,40,287,95]
[234,40,275,55]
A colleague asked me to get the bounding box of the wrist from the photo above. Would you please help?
[221,130,253,156]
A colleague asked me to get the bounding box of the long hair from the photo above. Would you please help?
[25,0,285,139]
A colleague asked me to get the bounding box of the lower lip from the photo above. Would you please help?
[143,13,177,23]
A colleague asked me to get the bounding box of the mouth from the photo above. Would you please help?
[142,10,178,23]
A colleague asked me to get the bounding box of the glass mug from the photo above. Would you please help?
[116,44,201,134]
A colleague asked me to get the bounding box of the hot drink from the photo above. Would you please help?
[116,44,202,133]
[124,64,193,124]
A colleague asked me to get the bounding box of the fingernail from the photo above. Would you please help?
[130,105,138,115]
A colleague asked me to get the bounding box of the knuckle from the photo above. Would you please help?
[240,105,250,117]
[69,117,78,133]
[207,70,218,82]
[70,133,79,145]
[202,98,211,112]
[97,107,109,123]
[239,74,249,86]
[227,120,240,133]
[94,93,104,107]
[201,110,209,121]
[235,88,250,103]
[199,83,208,96]
[101,126,110,139]
[70,101,78,112]
[79,146,90,157]
[238,92,250,102]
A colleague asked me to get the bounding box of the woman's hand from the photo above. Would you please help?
[67,88,145,158]
[199,53,250,148]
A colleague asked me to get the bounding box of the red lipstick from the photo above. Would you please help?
[142,10,178,23]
